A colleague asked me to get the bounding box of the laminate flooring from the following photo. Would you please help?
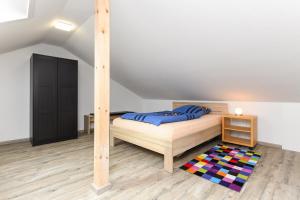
[0,135,299,200]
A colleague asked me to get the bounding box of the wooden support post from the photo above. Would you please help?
[92,0,111,194]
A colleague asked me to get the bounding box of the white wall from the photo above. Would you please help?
[0,43,142,142]
[2,42,299,153]
[111,80,143,112]
[142,99,300,152]
[1,43,299,153]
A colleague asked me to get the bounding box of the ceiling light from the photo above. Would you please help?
[0,0,30,23]
[54,20,76,32]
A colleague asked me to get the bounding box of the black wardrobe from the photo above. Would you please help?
[30,54,78,146]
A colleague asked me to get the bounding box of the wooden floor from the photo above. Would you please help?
[0,135,300,200]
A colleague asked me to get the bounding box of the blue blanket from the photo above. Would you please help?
[121,105,210,126]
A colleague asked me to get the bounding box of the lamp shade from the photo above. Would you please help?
[235,108,243,116]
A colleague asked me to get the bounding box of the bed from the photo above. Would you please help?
[110,102,228,173]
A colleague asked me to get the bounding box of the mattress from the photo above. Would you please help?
[112,114,221,142]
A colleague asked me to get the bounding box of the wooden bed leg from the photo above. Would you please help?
[110,135,115,147]
[164,149,173,173]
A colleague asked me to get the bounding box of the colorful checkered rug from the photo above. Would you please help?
[180,144,261,192]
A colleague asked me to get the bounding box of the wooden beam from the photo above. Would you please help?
[92,0,111,194]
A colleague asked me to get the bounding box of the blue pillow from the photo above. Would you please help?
[173,105,211,114]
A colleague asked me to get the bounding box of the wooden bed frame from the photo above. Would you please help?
[110,102,228,173]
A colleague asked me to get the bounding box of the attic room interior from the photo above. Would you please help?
[1,0,300,199]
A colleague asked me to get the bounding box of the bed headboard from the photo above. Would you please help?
[173,102,228,115]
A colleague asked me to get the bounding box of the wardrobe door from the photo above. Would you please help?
[32,54,58,145]
[58,58,78,140]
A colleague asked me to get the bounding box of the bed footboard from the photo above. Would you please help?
[110,124,221,173]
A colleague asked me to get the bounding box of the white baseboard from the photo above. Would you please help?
[0,138,29,146]
[257,141,282,149]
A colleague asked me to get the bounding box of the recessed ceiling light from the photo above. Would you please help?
[54,20,76,32]
[0,0,30,23]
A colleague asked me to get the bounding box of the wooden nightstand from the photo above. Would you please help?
[222,114,257,148]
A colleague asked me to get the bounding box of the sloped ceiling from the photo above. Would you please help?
[110,0,300,102]
[64,15,94,65]
[1,0,300,102]
[0,0,93,54]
